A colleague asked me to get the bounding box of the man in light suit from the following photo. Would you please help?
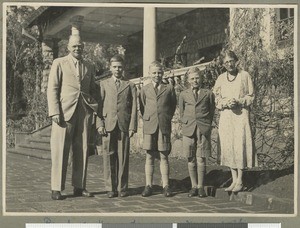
[139,61,177,197]
[179,67,215,198]
[47,35,99,200]
[97,55,137,198]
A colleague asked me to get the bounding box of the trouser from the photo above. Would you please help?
[102,124,130,192]
[183,127,210,188]
[51,98,92,191]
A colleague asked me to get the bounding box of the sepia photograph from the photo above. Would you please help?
[2,1,297,218]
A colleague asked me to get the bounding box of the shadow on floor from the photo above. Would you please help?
[128,185,166,196]
[169,165,294,194]
[242,165,294,192]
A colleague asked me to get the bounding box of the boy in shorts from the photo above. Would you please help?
[139,61,177,197]
[179,67,215,197]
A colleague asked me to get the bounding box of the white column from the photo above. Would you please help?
[143,7,156,80]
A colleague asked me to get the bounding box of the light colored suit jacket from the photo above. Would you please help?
[179,88,215,137]
[139,83,177,135]
[97,77,137,133]
[47,54,99,121]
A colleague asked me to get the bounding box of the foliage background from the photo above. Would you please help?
[6,6,49,147]
[6,6,119,147]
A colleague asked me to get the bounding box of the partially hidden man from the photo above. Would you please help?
[139,61,177,197]
[179,67,215,198]
[47,35,99,200]
[97,55,137,198]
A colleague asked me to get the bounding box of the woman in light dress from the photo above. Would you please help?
[213,50,257,192]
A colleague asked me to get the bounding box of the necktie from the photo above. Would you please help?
[76,60,82,80]
[115,79,120,90]
[154,83,159,94]
[193,88,198,101]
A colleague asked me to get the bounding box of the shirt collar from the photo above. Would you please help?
[69,54,81,65]
[112,75,121,82]
[152,81,161,88]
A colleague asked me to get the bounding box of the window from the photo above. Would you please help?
[277,8,294,41]
[279,8,294,20]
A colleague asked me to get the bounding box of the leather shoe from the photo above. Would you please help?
[141,185,152,197]
[82,189,93,197]
[107,191,118,198]
[163,185,172,197]
[73,188,93,197]
[51,190,65,200]
[188,187,198,197]
[119,191,129,197]
[198,187,207,198]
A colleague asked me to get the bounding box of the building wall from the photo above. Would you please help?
[125,8,229,78]
[157,8,229,66]
[229,7,293,59]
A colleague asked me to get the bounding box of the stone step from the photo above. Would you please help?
[28,137,50,145]
[39,133,51,139]
[7,147,51,160]
[17,143,50,152]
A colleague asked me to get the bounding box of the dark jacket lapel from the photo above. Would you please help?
[157,83,167,99]
[118,79,130,94]
[186,88,196,104]
[196,89,207,105]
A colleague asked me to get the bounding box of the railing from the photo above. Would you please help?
[131,62,211,85]
[96,61,211,86]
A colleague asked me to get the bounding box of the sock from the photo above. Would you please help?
[197,158,206,188]
[188,161,197,188]
[145,153,154,186]
[160,152,169,187]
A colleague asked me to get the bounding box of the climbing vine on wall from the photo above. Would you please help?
[227,8,294,168]
[6,6,50,147]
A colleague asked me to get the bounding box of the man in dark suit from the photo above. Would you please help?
[97,55,137,198]
[47,35,99,200]
[139,61,177,197]
[179,67,215,198]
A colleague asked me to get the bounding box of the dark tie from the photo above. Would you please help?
[115,79,120,90]
[193,88,198,101]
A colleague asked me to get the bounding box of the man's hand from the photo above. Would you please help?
[97,126,107,136]
[52,114,61,125]
[129,130,135,138]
